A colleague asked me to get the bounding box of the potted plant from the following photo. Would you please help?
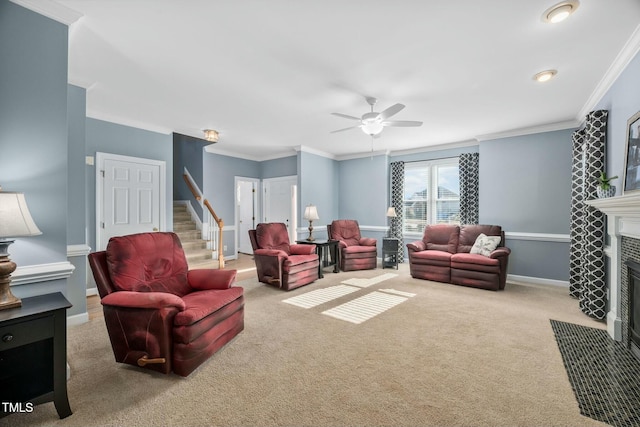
[596,171,618,198]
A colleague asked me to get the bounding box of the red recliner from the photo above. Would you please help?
[88,232,244,377]
[248,222,319,291]
[327,219,377,271]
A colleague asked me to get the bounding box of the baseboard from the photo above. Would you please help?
[67,312,89,326]
[507,274,569,288]
[86,287,98,297]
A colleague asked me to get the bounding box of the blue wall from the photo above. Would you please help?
[299,151,339,240]
[595,51,640,190]
[85,118,174,252]
[479,130,575,281]
[0,0,69,300]
[173,133,210,220]
[262,155,297,179]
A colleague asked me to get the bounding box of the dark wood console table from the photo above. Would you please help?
[0,292,72,419]
[296,240,339,278]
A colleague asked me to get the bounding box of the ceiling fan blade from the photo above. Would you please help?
[330,125,361,134]
[382,120,423,127]
[331,112,361,121]
[378,103,405,120]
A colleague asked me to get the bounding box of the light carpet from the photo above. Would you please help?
[1,265,611,427]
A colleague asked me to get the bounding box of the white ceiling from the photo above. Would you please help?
[23,0,640,160]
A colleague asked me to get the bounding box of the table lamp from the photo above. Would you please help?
[303,204,319,242]
[0,190,42,310]
[386,206,397,238]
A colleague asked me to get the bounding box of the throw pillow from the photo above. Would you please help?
[470,233,501,257]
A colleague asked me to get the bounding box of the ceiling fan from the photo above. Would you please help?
[330,97,423,137]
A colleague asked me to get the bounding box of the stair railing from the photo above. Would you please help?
[182,172,225,269]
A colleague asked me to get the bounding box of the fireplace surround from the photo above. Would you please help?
[586,192,640,343]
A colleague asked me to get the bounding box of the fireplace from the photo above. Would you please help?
[585,192,640,341]
[628,259,640,360]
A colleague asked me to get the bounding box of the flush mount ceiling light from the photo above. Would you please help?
[542,1,580,23]
[203,129,219,143]
[534,69,558,82]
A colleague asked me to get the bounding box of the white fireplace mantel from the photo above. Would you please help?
[586,192,640,341]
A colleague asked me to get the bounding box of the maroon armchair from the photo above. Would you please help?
[88,232,244,377]
[327,219,377,271]
[248,222,319,291]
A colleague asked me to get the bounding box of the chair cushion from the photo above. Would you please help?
[451,253,500,272]
[410,250,452,267]
[330,220,362,247]
[106,232,191,296]
[423,224,460,253]
[255,223,291,255]
[174,287,244,327]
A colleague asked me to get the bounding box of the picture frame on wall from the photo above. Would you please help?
[623,111,640,194]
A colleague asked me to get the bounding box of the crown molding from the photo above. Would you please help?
[10,0,83,25]
[86,110,173,135]
[389,140,479,157]
[204,145,296,162]
[295,145,336,160]
[335,149,390,161]
[475,119,579,142]
[577,23,640,121]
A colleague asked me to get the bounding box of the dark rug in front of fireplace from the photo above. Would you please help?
[551,320,640,427]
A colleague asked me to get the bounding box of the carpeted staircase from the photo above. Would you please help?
[173,203,216,268]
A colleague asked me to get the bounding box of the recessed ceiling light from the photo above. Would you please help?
[534,69,558,82]
[542,1,580,24]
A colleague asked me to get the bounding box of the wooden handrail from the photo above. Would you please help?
[204,199,225,269]
[182,174,225,269]
[182,174,202,201]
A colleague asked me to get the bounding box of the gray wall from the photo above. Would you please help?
[0,0,69,298]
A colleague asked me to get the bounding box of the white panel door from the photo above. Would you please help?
[263,176,297,242]
[236,178,258,254]
[97,153,166,250]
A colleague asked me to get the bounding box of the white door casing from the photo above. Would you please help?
[262,176,297,242]
[96,152,166,251]
[236,177,259,254]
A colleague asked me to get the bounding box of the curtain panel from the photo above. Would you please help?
[569,110,608,320]
[459,152,479,225]
[390,161,405,262]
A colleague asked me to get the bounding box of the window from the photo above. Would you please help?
[403,158,460,234]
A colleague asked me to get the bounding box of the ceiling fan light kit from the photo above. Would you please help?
[331,96,422,137]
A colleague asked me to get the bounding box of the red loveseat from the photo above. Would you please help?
[88,232,244,377]
[406,224,511,291]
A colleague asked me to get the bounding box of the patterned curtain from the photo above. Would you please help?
[390,161,405,262]
[569,110,608,320]
[459,152,479,225]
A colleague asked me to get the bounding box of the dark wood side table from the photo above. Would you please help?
[0,292,72,419]
[383,238,399,269]
[296,240,339,278]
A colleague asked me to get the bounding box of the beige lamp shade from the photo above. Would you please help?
[386,207,397,218]
[0,192,42,238]
[303,205,319,221]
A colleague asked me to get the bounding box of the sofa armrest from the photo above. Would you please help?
[290,244,316,255]
[336,240,348,249]
[188,269,237,290]
[490,247,511,259]
[101,291,186,311]
[406,240,426,252]
[359,237,377,247]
